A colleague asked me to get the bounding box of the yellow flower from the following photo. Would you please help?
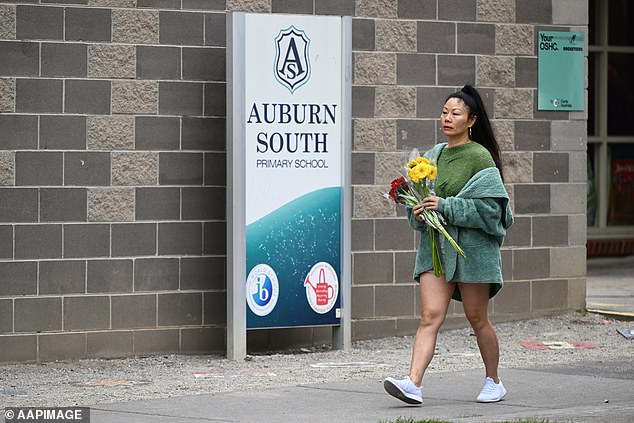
[427,165,437,181]
[408,162,437,183]
[407,156,430,169]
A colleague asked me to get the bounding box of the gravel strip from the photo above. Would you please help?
[0,311,632,407]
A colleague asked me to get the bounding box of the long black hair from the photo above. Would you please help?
[445,85,504,181]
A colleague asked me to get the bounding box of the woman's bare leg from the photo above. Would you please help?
[408,273,455,386]
[459,283,500,382]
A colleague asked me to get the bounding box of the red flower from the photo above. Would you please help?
[389,177,408,202]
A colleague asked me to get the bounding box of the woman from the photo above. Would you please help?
[384,85,514,405]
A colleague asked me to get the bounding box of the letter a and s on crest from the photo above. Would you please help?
[274,26,311,94]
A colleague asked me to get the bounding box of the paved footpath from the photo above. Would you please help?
[91,359,634,423]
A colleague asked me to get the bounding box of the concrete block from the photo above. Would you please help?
[354,118,395,151]
[111,223,156,257]
[159,82,203,116]
[203,291,225,325]
[87,259,133,293]
[353,252,393,284]
[550,246,585,278]
[87,115,134,150]
[568,213,586,246]
[352,18,374,51]
[513,248,550,280]
[375,218,416,251]
[438,55,476,86]
[353,318,396,340]
[16,79,62,113]
[396,119,436,151]
[374,151,408,184]
[272,0,312,13]
[203,221,225,255]
[398,0,435,18]
[356,0,397,18]
[14,297,62,332]
[181,186,224,220]
[458,23,495,54]
[39,260,86,295]
[550,183,585,214]
[0,335,36,362]
[204,152,226,185]
[352,152,374,185]
[353,185,395,218]
[504,215,531,247]
[0,226,12,258]
[0,262,37,296]
[476,0,514,22]
[136,116,180,150]
[552,0,588,25]
[416,86,451,118]
[16,5,63,40]
[354,52,396,85]
[88,188,134,222]
[376,19,416,51]
[182,47,225,81]
[352,86,374,118]
[64,152,110,186]
[183,117,225,151]
[351,219,374,251]
[515,120,550,150]
[181,257,225,290]
[314,0,354,16]
[0,41,38,76]
[492,120,514,151]
[64,296,110,330]
[375,285,416,317]
[0,5,15,39]
[204,82,225,117]
[551,120,586,151]
[137,46,180,79]
[112,152,158,186]
[135,187,180,220]
[88,0,134,6]
[0,78,14,112]
[65,79,111,114]
[569,152,586,183]
[159,152,203,185]
[533,279,568,311]
[227,0,270,12]
[516,0,551,24]
[396,54,435,86]
[65,7,111,41]
[513,183,550,214]
[533,215,568,246]
[15,151,63,186]
[112,295,157,329]
[112,80,158,114]
[88,44,135,78]
[87,331,133,358]
[494,281,531,314]
[567,277,586,310]
[181,327,224,353]
[533,152,569,182]
[159,11,203,44]
[417,21,455,53]
[0,151,14,186]
[133,329,179,354]
[494,88,533,119]
[41,115,86,150]
[158,222,203,255]
[39,333,86,361]
[375,86,416,118]
[495,24,534,55]
[351,285,374,319]
[15,224,62,259]
[135,258,179,291]
[477,55,514,87]
[158,293,202,326]
[516,57,537,88]
[395,251,416,283]
[204,12,225,47]
[113,9,158,43]
[63,224,110,258]
[0,188,38,222]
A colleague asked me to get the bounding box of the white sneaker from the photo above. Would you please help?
[383,376,423,405]
[476,377,507,403]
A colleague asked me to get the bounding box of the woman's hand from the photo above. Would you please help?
[421,196,441,211]
[412,203,425,221]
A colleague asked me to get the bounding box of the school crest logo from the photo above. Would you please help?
[274,26,311,94]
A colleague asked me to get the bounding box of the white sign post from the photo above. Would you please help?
[227,12,351,360]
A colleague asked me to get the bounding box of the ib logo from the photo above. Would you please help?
[274,25,311,94]
[246,264,279,316]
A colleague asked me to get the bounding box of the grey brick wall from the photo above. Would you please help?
[0,0,587,361]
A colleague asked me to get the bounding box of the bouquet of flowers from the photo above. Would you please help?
[383,153,465,277]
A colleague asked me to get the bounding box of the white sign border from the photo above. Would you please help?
[227,12,352,360]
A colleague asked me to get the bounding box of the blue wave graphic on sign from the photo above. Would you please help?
[246,187,341,328]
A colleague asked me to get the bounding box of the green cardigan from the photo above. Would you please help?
[408,143,514,301]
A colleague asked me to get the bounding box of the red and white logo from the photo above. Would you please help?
[304,262,338,314]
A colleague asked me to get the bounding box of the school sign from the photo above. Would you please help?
[227,13,352,359]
